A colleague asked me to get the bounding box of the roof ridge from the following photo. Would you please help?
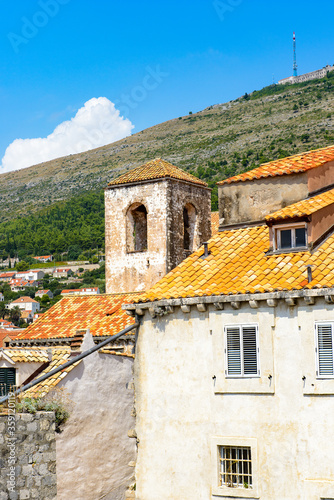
[218,144,334,186]
[108,158,208,187]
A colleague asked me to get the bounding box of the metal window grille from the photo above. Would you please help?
[219,446,252,489]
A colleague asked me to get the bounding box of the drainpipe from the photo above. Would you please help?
[0,322,139,404]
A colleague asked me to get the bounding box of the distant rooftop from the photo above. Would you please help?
[218,144,334,185]
[108,158,208,187]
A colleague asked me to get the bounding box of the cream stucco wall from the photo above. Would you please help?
[134,299,334,500]
[0,359,44,386]
[56,333,136,500]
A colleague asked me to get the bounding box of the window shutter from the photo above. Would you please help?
[317,324,334,376]
[0,368,16,396]
[242,326,258,375]
[226,327,241,375]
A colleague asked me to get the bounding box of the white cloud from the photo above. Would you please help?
[1,97,134,173]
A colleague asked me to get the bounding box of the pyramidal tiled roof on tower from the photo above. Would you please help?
[217,144,334,185]
[108,158,208,187]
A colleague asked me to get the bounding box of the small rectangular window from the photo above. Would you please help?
[225,325,259,377]
[316,323,334,378]
[0,368,16,396]
[219,446,252,489]
[275,223,307,251]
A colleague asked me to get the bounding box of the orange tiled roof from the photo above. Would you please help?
[0,330,19,347]
[12,296,38,304]
[135,225,334,303]
[2,348,49,363]
[15,293,142,340]
[211,212,220,236]
[23,348,78,397]
[218,145,334,185]
[266,188,334,222]
[108,158,208,187]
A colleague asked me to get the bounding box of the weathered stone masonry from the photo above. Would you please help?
[0,412,56,500]
[105,178,211,294]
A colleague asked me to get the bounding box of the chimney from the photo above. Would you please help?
[70,330,86,355]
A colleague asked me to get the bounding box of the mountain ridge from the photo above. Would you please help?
[1,74,334,223]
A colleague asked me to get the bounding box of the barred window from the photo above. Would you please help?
[219,446,252,489]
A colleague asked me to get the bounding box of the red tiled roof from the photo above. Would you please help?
[108,158,208,187]
[12,296,38,304]
[218,144,334,185]
[15,293,143,340]
[134,223,334,303]
[211,212,220,236]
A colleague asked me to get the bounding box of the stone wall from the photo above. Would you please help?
[278,64,334,85]
[105,178,211,294]
[0,411,56,500]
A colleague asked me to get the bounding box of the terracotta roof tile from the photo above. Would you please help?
[218,145,334,185]
[2,348,49,363]
[211,212,220,236]
[23,348,77,397]
[108,158,207,187]
[265,187,334,221]
[14,293,142,340]
[133,224,334,302]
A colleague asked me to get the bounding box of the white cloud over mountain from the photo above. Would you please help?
[1,97,134,173]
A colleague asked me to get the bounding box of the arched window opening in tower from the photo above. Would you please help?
[126,203,148,252]
[183,204,197,252]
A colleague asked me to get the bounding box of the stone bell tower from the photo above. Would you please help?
[105,158,211,293]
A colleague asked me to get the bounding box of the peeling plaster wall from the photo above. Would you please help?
[134,299,334,500]
[56,334,136,500]
[218,173,309,227]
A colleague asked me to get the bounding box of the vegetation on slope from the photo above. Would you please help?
[0,191,104,260]
[0,73,333,250]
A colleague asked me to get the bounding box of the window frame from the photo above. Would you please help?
[0,367,16,396]
[273,222,307,251]
[211,437,259,498]
[315,322,334,379]
[224,324,260,378]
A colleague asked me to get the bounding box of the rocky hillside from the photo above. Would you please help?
[0,74,334,221]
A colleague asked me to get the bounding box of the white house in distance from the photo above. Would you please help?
[35,289,54,299]
[0,293,3,302]
[8,297,40,315]
[32,255,53,263]
[10,278,39,292]
[16,270,44,281]
[61,287,100,296]
[53,268,73,279]
[124,145,334,500]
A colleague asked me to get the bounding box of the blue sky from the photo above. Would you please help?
[1,0,334,171]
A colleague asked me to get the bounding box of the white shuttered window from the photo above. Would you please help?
[225,325,259,377]
[316,323,334,378]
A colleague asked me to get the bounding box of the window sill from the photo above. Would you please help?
[212,486,259,498]
[303,378,334,395]
[126,250,147,254]
[214,374,275,394]
[265,246,308,256]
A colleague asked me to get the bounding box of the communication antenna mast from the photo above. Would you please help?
[293,32,298,77]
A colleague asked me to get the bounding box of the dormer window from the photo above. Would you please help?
[274,223,307,251]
